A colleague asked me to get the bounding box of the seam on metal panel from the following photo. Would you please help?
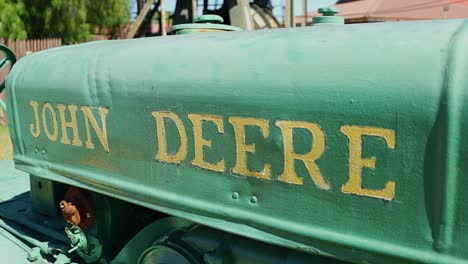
[435,20,468,252]
[86,51,98,106]
[95,49,112,107]
[9,66,25,156]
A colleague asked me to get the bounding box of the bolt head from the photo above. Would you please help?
[250,196,258,204]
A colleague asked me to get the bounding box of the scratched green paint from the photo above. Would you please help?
[4,19,468,264]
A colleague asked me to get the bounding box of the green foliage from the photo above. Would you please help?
[0,0,130,43]
[87,0,129,38]
[0,1,27,39]
[152,11,172,25]
[23,0,90,43]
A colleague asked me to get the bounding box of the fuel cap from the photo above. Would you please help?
[313,7,344,25]
[170,15,242,35]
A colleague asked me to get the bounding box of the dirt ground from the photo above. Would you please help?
[0,125,12,159]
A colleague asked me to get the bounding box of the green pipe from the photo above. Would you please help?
[0,44,17,112]
[0,97,6,112]
[0,44,17,94]
[0,223,31,252]
[0,219,57,255]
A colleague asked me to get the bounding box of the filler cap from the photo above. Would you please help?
[313,7,345,25]
[171,15,242,35]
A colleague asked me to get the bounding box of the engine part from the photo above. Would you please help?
[65,225,102,263]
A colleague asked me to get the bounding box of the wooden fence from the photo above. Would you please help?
[0,38,62,60]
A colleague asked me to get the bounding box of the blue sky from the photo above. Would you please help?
[130,0,339,21]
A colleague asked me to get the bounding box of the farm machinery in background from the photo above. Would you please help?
[127,0,281,38]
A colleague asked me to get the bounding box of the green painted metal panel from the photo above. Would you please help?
[5,19,468,263]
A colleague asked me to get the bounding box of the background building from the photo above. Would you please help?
[297,0,468,25]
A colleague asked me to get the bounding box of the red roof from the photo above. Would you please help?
[299,0,468,23]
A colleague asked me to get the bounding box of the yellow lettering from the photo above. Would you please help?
[41,102,58,141]
[188,114,225,172]
[152,111,187,163]
[228,117,270,179]
[81,106,110,152]
[340,125,395,201]
[57,104,82,147]
[29,100,41,137]
[276,121,329,189]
